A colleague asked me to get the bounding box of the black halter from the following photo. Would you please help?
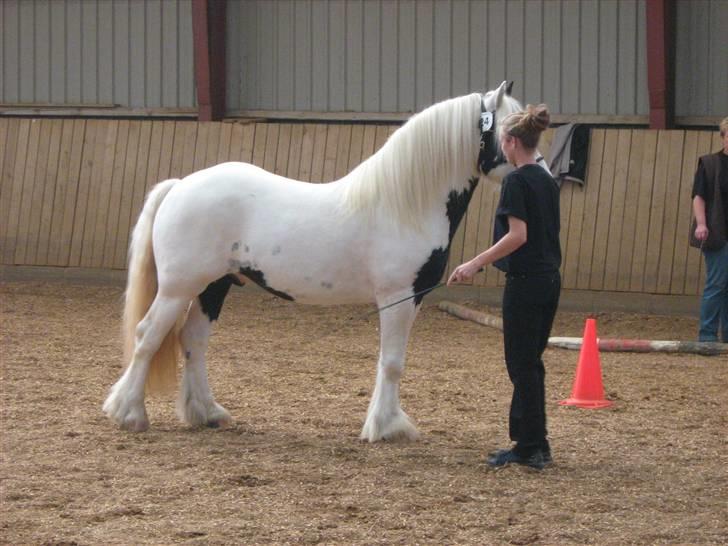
[477,97,507,175]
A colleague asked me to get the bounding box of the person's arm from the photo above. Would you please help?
[693,195,709,241]
[447,216,527,285]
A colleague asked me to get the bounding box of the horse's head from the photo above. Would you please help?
[477,81,524,179]
[478,81,553,179]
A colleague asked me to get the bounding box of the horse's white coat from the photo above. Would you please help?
[103,83,526,441]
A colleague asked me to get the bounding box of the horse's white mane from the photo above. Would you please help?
[341,90,523,228]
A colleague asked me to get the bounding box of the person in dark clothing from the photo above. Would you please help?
[691,116,728,342]
[448,104,561,470]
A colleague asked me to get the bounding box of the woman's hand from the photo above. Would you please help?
[447,260,481,285]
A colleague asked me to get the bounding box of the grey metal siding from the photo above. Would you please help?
[675,0,728,119]
[227,0,650,118]
[0,0,195,111]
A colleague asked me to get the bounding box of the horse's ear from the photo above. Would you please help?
[506,81,514,96]
[495,81,507,107]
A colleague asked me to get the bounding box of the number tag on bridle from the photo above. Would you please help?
[480,111,494,132]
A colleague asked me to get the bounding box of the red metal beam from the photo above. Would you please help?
[192,0,226,121]
[645,0,675,129]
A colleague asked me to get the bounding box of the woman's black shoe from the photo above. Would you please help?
[486,448,550,470]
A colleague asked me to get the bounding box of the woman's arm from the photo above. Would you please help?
[693,195,709,241]
[447,216,527,285]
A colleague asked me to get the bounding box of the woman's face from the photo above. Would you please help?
[500,133,517,165]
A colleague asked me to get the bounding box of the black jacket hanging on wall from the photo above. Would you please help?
[548,123,590,187]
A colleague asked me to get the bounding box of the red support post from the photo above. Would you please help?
[645,0,675,129]
[192,0,226,121]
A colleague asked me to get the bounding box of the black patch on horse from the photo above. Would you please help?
[410,178,480,306]
[446,177,479,242]
[239,267,295,301]
[199,275,236,321]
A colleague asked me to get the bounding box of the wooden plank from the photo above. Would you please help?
[561,179,586,290]
[193,122,211,173]
[298,123,317,182]
[35,120,64,265]
[85,121,119,268]
[204,122,222,169]
[263,124,280,174]
[180,121,198,177]
[53,120,86,267]
[589,130,619,290]
[240,123,256,164]
[287,124,304,179]
[334,125,352,179]
[116,121,150,269]
[102,121,130,268]
[322,125,340,183]
[558,180,574,286]
[144,122,165,195]
[602,129,633,291]
[480,179,503,288]
[629,131,658,292]
[655,131,686,293]
[14,120,43,264]
[1,120,29,264]
[69,121,101,266]
[167,121,187,179]
[0,120,20,264]
[251,124,268,168]
[347,124,365,172]
[309,124,328,182]
[216,122,233,164]
[274,124,292,176]
[46,121,76,266]
[616,130,646,292]
[576,129,605,289]
[670,130,700,295]
[374,125,391,154]
[641,131,672,293]
[361,124,377,162]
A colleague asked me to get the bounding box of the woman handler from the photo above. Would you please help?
[448,104,561,469]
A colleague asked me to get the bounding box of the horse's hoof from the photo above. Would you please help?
[119,415,150,432]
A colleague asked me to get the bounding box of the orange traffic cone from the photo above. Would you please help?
[559,318,613,408]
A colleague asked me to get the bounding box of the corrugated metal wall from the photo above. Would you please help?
[675,0,728,120]
[0,0,195,111]
[227,0,650,119]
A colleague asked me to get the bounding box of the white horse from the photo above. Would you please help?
[103,81,547,441]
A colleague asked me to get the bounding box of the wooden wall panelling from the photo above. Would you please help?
[642,130,673,293]
[616,130,646,292]
[192,122,211,173]
[3,120,32,264]
[48,120,84,266]
[0,120,20,262]
[204,122,223,169]
[251,124,268,168]
[655,131,686,293]
[34,120,63,265]
[286,124,304,179]
[111,121,141,269]
[68,121,97,266]
[602,129,633,291]
[333,125,352,180]
[321,125,340,183]
[576,129,606,290]
[101,120,130,268]
[297,124,317,182]
[347,125,365,173]
[216,122,233,164]
[309,124,328,182]
[84,121,118,268]
[589,129,618,290]
[274,124,292,176]
[629,131,658,292]
[262,123,279,174]
[179,121,198,177]
[14,120,43,264]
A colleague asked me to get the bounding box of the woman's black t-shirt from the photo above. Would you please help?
[493,164,562,274]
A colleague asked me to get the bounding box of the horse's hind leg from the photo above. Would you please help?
[177,276,234,428]
[104,294,190,431]
[361,301,420,442]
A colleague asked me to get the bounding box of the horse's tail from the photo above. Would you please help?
[123,179,180,393]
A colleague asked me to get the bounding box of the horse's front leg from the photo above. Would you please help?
[361,299,420,442]
[177,298,232,428]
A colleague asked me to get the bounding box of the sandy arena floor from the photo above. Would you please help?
[1,281,726,545]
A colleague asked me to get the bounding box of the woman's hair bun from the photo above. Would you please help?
[523,104,550,133]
